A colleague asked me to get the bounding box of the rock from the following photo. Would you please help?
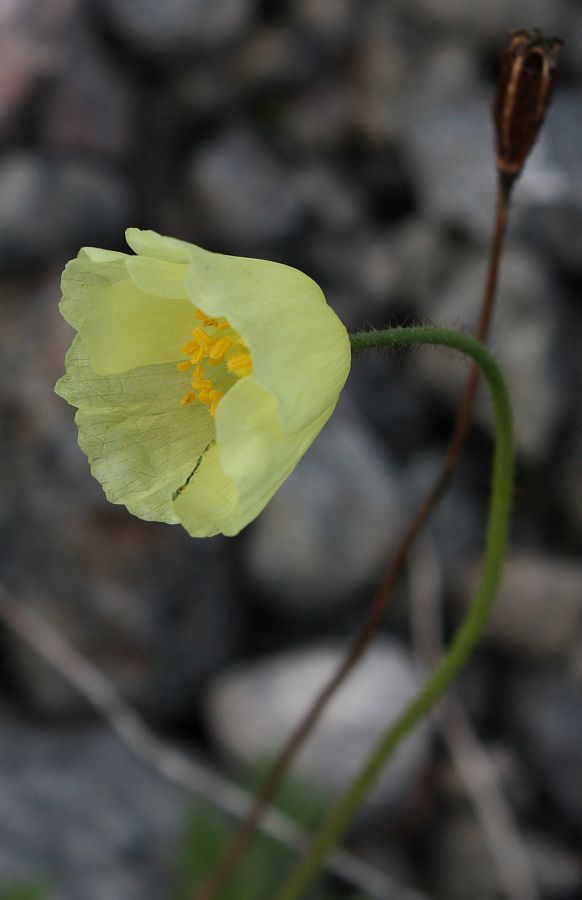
[435,731,582,900]
[508,674,582,838]
[458,553,582,661]
[187,127,305,248]
[2,521,240,721]
[516,199,582,282]
[350,13,413,146]
[233,24,322,94]
[96,0,255,57]
[433,808,582,900]
[402,46,496,241]
[294,164,362,232]
[557,424,582,536]
[175,23,319,118]
[294,0,358,43]
[301,229,401,328]
[0,0,79,132]
[243,401,406,614]
[527,833,582,900]
[304,220,460,327]
[557,9,582,80]
[389,0,555,41]
[40,20,135,158]
[432,809,503,899]
[385,220,464,309]
[0,154,131,271]
[412,247,564,462]
[568,633,582,682]
[283,81,358,151]
[205,640,432,818]
[0,36,53,132]
[0,710,188,900]
[405,448,486,580]
[511,89,582,268]
[173,57,241,119]
[521,91,582,213]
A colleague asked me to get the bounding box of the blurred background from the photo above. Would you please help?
[0,0,581,898]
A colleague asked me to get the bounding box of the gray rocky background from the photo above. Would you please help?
[0,0,581,898]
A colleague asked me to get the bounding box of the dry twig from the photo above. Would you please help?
[407,534,539,900]
[0,584,431,900]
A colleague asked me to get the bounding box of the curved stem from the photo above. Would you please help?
[272,326,514,900]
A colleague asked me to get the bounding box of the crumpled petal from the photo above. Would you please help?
[60,246,192,376]
[56,336,214,523]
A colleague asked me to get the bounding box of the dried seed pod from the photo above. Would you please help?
[494,29,563,188]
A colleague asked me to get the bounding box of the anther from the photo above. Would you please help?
[179,310,252,412]
[193,327,212,347]
[209,337,233,360]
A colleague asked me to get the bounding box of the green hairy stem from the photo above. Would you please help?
[273,325,515,900]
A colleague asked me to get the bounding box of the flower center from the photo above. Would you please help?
[177,308,253,416]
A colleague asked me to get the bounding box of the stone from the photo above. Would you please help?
[0,154,131,271]
[303,220,460,328]
[514,88,582,278]
[173,57,240,118]
[435,816,582,900]
[294,0,357,43]
[527,833,582,899]
[508,674,582,838]
[432,807,582,900]
[556,9,582,80]
[458,553,582,661]
[567,632,582,682]
[557,424,582,536]
[412,247,565,462]
[233,24,321,94]
[0,36,53,131]
[521,91,582,213]
[404,448,486,581]
[283,81,357,151]
[293,164,362,232]
[187,127,305,248]
[0,710,188,900]
[2,523,240,722]
[385,220,464,309]
[41,21,135,158]
[243,400,406,614]
[205,640,432,818]
[350,13,413,146]
[402,46,496,241]
[388,0,554,41]
[432,809,502,900]
[342,333,436,453]
[96,0,255,56]
[516,199,582,282]
[0,0,78,131]
[301,229,399,329]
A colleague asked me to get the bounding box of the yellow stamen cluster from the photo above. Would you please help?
[178,309,253,416]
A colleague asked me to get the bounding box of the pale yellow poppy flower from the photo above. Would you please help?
[56,229,351,537]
